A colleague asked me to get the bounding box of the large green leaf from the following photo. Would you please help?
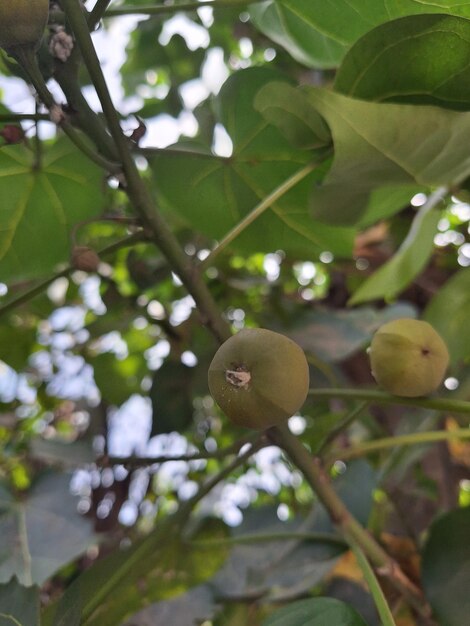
[273,0,470,65]
[0,138,105,283]
[261,597,368,626]
[348,209,440,305]
[335,14,470,110]
[0,578,40,626]
[43,514,228,626]
[0,472,95,585]
[151,68,355,259]
[422,507,470,626]
[306,88,470,224]
[424,268,470,365]
[250,1,345,69]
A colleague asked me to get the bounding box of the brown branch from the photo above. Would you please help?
[268,423,434,620]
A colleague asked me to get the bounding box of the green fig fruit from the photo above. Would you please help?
[369,318,449,397]
[208,328,309,429]
[0,0,49,52]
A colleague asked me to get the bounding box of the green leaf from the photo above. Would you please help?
[152,69,355,259]
[127,585,216,626]
[212,461,375,602]
[150,360,194,436]
[274,0,470,64]
[425,268,470,365]
[0,323,36,372]
[335,14,470,110]
[261,597,368,626]
[43,514,228,626]
[0,578,40,626]
[0,138,104,283]
[250,1,345,69]
[254,82,331,149]
[287,303,416,362]
[305,88,470,224]
[0,472,95,585]
[92,352,146,406]
[348,209,440,305]
[422,507,470,626]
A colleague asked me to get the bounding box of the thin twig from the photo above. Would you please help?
[268,423,433,619]
[351,544,397,626]
[0,232,144,319]
[316,401,368,456]
[61,0,231,343]
[190,531,347,549]
[98,431,261,467]
[105,0,266,18]
[200,162,321,269]
[309,388,470,416]
[325,427,470,464]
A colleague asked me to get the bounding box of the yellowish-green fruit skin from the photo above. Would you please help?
[208,328,310,429]
[0,0,49,50]
[369,318,449,397]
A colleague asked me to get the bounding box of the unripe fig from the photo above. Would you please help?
[208,328,310,429]
[0,0,49,52]
[369,318,449,397]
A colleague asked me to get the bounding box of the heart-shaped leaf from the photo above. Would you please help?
[0,138,105,283]
[306,88,470,224]
[151,68,355,259]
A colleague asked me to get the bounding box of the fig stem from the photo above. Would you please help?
[351,544,397,626]
[309,387,470,417]
[269,423,433,619]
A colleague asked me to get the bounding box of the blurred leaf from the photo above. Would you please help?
[30,438,95,467]
[446,417,470,468]
[422,507,470,626]
[0,138,104,283]
[152,68,355,259]
[335,15,470,110]
[122,584,216,626]
[211,506,342,602]
[0,577,40,626]
[92,352,146,406]
[254,82,331,149]
[261,597,368,626]
[348,209,440,305]
[306,88,470,224]
[212,461,376,602]
[43,514,228,626]
[424,268,470,366]
[250,2,345,69]
[0,323,36,372]
[0,472,95,585]
[287,303,416,362]
[150,360,194,436]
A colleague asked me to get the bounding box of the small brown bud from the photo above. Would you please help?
[71,246,100,272]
